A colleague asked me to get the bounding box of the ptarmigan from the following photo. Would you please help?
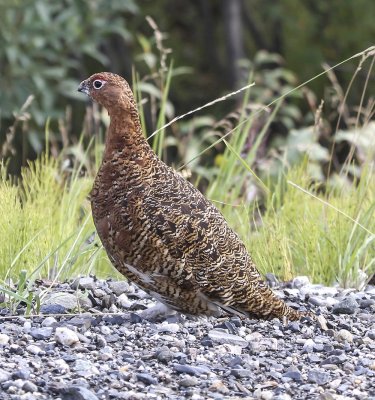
[78,72,314,321]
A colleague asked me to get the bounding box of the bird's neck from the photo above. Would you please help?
[103,107,152,160]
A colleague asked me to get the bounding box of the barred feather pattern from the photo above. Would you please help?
[79,72,314,321]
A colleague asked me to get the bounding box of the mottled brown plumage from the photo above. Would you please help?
[78,72,313,321]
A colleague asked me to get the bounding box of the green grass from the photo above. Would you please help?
[0,153,119,286]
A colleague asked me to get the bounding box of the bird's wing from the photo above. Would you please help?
[139,172,258,305]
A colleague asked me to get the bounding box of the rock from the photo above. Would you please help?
[55,327,80,346]
[174,364,211,376]
[72,359,99,377]
[156,349,176,363]
[12,368,31,380]
[30,327,53,340]
[117,293,132,308]
[43,292,78,310]
[23,380,38,393]
[0,333,10,345]
[283,367,302,381]
[332,297,359,315]
[231,368,252,378]
[0,368,11,383]
[136,373,158,385]
[335,329,353,343]
[41,316,58,327]
[26,344,43,355]
[71,276,96,291]
[321,355,347,365]
[108,280,129,296]
[292,276,310,288]
[208,330,248,348]
[208,380,229,394]
[40,304,67,314]
[308,370,331,385]
[157,322,180,333]
[179,376,199,387]
[59,385,99,400]
[302,339,315,353]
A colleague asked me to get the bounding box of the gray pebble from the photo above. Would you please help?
[136,372,158,385]
[179,376,199,387]
[174,364,211,376]
[23,380,38,393]
[308,370,331,385]
[71,276,96,291]
[231,368,252,378]
[332,296,359,315]
[30,327,53,340]
[283,366,302,381]
[108,280,130,296]
[208,330,248,348]
[12,368,31,380]
[60,385,99,400]
[41,316,58,327]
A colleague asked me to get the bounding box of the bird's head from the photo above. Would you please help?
[78,72,135,111]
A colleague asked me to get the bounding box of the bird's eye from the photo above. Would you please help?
[93,80,104,89]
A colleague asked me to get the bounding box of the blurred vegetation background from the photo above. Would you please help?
[0,0,374,300]
[1,0,375,171]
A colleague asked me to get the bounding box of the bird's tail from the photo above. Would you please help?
[239,283,316,322]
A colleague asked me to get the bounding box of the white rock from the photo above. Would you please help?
[41,316,57,327]
[55,327,80,346]
[0,334,10,345]
[117,293,132,308]
[335,329,353,343]
[303,338,315,353]
[292,276,310,288]
[157,322,180,333]
[100,325,112,335]
[26,344,42,355]
[208,330,248,348]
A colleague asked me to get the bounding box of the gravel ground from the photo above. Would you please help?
[0,276,374,400]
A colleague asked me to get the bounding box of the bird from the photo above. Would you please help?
[78,72,314,322]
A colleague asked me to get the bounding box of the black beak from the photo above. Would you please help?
[78,80,89,95]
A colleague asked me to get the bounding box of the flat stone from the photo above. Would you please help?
[72,359,99,377]
[30,327,53,340]
[43,292,78,310]
[40,304,67,314]
[179,376,199,387]
[208,330,248,348]
[174,364,211,376]
[59,385,99,400]
[231,368,252,378]
[136,373,158,385]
